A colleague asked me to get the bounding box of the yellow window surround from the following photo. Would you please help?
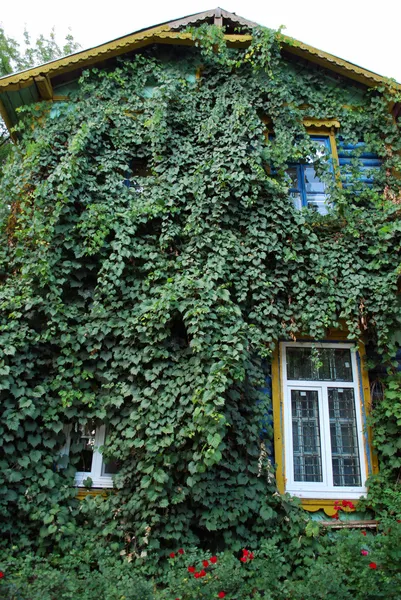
[272,331,378,516]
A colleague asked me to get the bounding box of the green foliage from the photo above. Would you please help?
[0,24,401,558]
[2,526,401,599]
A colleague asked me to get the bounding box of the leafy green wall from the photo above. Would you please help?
[1,27,401,556]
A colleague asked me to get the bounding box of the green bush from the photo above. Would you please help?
[2,524,401,599]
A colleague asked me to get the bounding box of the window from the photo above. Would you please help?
[287,136,332,215]
[123,158,151,191]
[280,342,367,499]
[62,422,118,488]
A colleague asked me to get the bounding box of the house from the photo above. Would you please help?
[1,9,400,549]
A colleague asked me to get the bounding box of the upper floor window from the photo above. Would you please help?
[287,136,332,215]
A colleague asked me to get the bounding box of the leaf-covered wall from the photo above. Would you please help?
[1,27,401,555]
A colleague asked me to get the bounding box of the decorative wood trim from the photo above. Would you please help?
[272,346,285,494]
[34,76,53,100]
[76,488,109,500]
[303,118,340,129]
[0,97,16,142]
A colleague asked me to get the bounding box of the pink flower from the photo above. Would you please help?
[361,550,369,556]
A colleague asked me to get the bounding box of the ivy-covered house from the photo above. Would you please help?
[1,8,401,556]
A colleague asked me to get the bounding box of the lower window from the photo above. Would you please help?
[281,342,367,499]
[62,422,117,488]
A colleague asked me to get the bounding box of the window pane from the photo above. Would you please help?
[101,429,119,475]
[287,167,300,190]
[291,390,323,482]
[304,166,326,194]
[286,347,353,381]
[306,194,329,215]
[328,388,361,486]
[291,192,302,210]
[76,422,96,472]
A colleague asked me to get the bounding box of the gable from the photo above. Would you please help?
[0,7,399,135]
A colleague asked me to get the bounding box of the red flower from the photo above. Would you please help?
[361,550,369,556]
[199,569,206,577]
[194,572,201,579]
[188,566,195,573]
[249,552,254,560]
[218,593,226,599]
[210,556,218,564]
[332,511,339,520]
[361,531,367,536]
[240,556,247,563]
[242,549,249,556]
[169,552,175,558]
[369,562,377,570]
[0,572,3,579]
[178,548,184,555]
[202,559,209,567]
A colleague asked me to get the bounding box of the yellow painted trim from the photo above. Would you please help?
[0,31,251,92]
[0,97,16,142]
[34,75,53,100]
[273,333,377,513]
[272,346,285,494]
[0,28,398,95]
[76,488,108,500]
[329,128,342,188]
[303,118,340,129]
[279,34,399,89]
[358,340,379,475]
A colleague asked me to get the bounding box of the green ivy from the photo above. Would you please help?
[1,25,401,557]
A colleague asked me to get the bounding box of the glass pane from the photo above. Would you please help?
[304,166,326,194]
[101,429,119,475]
[291,192,302,210]
[76,422,96,472]
[286,167,300,190]
[291,390,323,482]
[306,194,329,215]
[328,388,361,486]
[287,347,353,381]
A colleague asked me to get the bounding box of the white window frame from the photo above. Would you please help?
[61,424,114,488]
[281,341,367,499]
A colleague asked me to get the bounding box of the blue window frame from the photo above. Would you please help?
[287,136,333,215]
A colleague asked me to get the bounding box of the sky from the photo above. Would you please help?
[1,0,400,82]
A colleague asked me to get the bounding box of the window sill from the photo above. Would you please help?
[74,475,114,488]
[288,489,366,500]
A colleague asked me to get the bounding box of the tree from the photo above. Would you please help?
[0,24,80,76]
[0,24,80,175]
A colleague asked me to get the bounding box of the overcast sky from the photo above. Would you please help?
[1,0,400,82]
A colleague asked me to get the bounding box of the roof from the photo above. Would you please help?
[0,8,399,135]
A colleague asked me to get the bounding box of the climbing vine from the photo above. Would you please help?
[1,25,401,558]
